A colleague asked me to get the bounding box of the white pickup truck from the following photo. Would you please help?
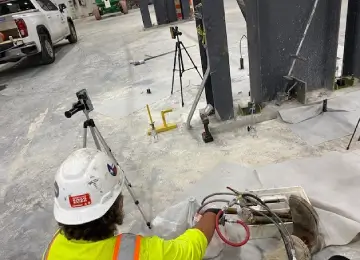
[0,0,77,65]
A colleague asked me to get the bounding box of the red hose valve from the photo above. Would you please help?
[215,210,250,247]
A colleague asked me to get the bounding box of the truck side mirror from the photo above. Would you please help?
[59,3,66,12]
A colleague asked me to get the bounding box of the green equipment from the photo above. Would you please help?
[92,0,128,20]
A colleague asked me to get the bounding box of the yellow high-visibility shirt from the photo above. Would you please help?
[43,228,208,260]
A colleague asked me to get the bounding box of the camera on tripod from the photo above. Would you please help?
[170,26,182,39]
[63,88,152,228]
[65,89,94,118]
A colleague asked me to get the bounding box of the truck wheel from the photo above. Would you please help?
[93,7,101,20]
[38,33,55,65]
[119,1,128,14]
[67,21,77,43]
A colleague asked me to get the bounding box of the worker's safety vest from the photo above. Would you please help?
[43,231,142,260]
[113,234,142,259]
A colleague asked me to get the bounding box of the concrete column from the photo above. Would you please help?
[139,0,153,28]
[202,0,234,120]
[193,0,214,107]
[180,0,190,19]
[153,0,167,25]
[343,0,360,77]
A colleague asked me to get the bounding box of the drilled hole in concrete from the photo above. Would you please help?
[0,84,7,92]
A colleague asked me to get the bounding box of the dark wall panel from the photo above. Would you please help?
[203,0,234,120]
[165,0,177,23]
[343,0,360,77]
[153,0,167,25]
[193,0,214,107]
[245,0,341,103]
[139,0,152,28]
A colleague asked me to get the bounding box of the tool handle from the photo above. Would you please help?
[65,102,85,118]
[146,104,154,124]
[161,109,173,126]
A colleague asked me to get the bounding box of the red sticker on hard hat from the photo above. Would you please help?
[107,163,117,176]
[69,194,92,208]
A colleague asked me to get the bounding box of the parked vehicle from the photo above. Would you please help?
[93,0,128,20]
[0,0,77,65]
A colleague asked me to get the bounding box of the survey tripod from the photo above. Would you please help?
[65,89,151,229]
[170,26,203,107]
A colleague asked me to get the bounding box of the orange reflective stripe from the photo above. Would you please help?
[44,230,60,260]
[112,234,122,260]
[133,235,141,260]
[113,234,142,260]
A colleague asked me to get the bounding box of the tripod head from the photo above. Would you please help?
[65,89,94,118]
[170,26,182,40]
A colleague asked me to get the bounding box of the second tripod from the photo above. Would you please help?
[170,26,202,107]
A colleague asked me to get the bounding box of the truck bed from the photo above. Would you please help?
[0,0,37,42]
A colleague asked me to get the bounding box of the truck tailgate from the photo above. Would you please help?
[0,14,20,40]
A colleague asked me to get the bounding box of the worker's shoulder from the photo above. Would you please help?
[140,228,206,245]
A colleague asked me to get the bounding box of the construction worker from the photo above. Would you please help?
[43,148,349,260]
[43,148,222,260]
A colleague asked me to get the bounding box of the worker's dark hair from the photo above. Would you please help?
[58,194,124,241]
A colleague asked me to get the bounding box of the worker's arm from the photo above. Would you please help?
[142,209,221,260]
[193,209,219,244]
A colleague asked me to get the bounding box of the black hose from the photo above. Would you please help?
[247,207,293,260]
[201,192,237,205]
[197,199,240,213]
[242,193,293,260]
[226,187,293,259]
[199,189,293,260]
[242,194,294,238]
[242,193,293,238]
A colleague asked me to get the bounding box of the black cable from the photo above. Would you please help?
[197,199,232,213]
[199,189,293,259]
[245,198,293,260]
[201,192,237,205]
[197,199,243,214]
[242,194,294,260]
[247,208,292,260]
[242,193,293,238]
[226,187,293,259]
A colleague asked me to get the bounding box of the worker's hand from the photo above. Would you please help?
[204,208,222,216]
[194,204,224,224]
[194,204,228,259]
[198,203,222,215]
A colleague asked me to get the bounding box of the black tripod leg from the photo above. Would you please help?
[178,47,185,107]
[180,41,203,80]
[347,117,360,150]
[171,42,179,95]
[178,41,185,72]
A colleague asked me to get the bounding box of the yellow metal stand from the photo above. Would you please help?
[146,105,177,135]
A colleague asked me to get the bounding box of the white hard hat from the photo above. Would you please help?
[53,148,124,225]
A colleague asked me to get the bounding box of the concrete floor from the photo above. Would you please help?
[0,1,355,259]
